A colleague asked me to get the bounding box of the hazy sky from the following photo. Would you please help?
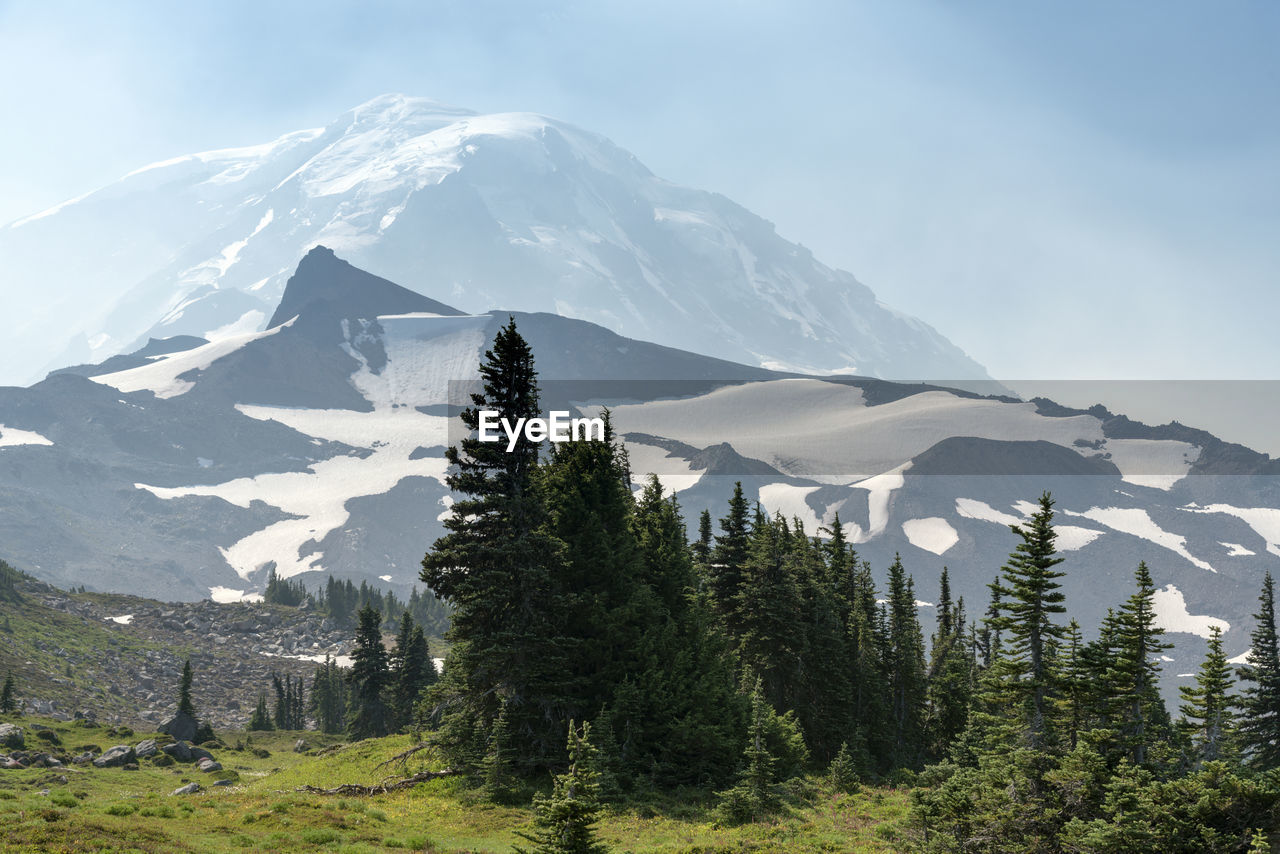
[1,0,1276,381]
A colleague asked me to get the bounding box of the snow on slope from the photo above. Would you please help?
[1152,583,1229,637]
[1103,438,1200,490]
[902,517,959,555]
[1066,506,1215,572]
[0,94,989,386]
[955,497,1101,552]
[0,425,54,447]
[1184,504,1280,558]
[603,380,1101,480]
[91,320,294,398]
[129,313,488,580]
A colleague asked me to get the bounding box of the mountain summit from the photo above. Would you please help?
[3,94,988,386]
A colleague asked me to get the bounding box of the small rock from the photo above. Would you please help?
[293,738,309,753]
[171,782,201,796]
[197,758,222,773]
[212,778,233,787]
[133,739,158,759]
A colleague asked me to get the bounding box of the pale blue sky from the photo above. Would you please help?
[1,0,1276,380]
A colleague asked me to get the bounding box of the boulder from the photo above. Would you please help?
[189,746,214,763]
[0,723,23,750]
[293,738,309,753]
[212,778,233,787]
[171,782,201,796]
[162,740,193,762]
[71,751,97,765]
[133,739,158,759]
[93,745,136,768]
[0,756,24,770]
[197,758,222,773]
[157,712,197,743]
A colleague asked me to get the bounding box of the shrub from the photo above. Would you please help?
[104,803,136,816]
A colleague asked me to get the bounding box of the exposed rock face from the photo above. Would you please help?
[158,712,197,742]
[0,724,23,750]
[92,744,136,768]
[161,741,192,762]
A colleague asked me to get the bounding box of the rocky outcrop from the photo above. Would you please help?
[0,724,23,749]
[92,744,136,768]
[158,712,197,743]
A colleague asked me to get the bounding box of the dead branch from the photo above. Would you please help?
[296,768,460,796]
[373,741,432,772]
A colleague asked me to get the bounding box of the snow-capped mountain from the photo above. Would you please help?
[0,94,987,387]
[2,248,1278,707]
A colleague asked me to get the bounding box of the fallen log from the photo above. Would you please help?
[296,768,461,796]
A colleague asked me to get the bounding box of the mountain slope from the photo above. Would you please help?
[1,94,988,386]
[1,250,1278,709]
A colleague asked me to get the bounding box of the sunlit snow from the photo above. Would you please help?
[1151,584,1229,637]
[902,517,959,555]
[0,424,54,448]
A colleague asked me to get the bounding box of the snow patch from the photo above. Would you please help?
[1184,505,1280,558]
[624,441,704,496]
[902,517,959,555]
[0,424,54,448]
[209,586,265,604]
[108,614,133,625]
[956,497,1100,552]
[379,574,393,582]
[205,309,266,341]
[1228,649,1253,666]
[1066,506,1215,572]
[1151,584,1229,638]
[92,320,293,399]
[1221,542,1256,557]
[1102,438,1199,490]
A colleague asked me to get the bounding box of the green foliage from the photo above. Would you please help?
[247,692,274,731]
[346,605,392,739]
[262,567,308,607]
[272,672,305,730]
[828,742,861,794]
[715,680,785,825]
[514,720,610,854]
[309,654,348,734]
[177,658,196,718]
[0,670,16,713]
[1239,572,1280,769]
[1180,624,1238,768]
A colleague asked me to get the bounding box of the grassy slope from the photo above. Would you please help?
[0,716,912,853]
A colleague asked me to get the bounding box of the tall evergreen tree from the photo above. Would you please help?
[347,604,392,739]
[0,671,15,714]
[885,554,927,768]
[177,659,196,718]
[389,612,435,730]
[691,508,714,570]
[989,492,1067,751]
[732,512,804,715]
[1239,571,1280,769]
[716,679,782,824]
[1180,624,1237,767]
[710,482,751,635]
[421,318,567,768]
[927,569,973,761]
[309,655,348,735]
[1104,561,1171,766]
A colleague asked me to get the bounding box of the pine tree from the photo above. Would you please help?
[481,697,521,803]
[1239,571,1280,769]
[0,671,15,714]
[421,317,567,768]
[177,659,196,718]
[989,492,1067,751]
[347,604,392,739]
[710,482,751,634]
[715,679,782,824]
[927,570,974,761]
[248,692,274,731]
[692,508,713,570]
[885,554,927,768]
[828,741,860,793]
[732,512,804,714]
[309,655,348,734]
[514,721,609,854]
[389,612,436,730]
[1104,561,1171,766]
[1180,624,1237,767]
